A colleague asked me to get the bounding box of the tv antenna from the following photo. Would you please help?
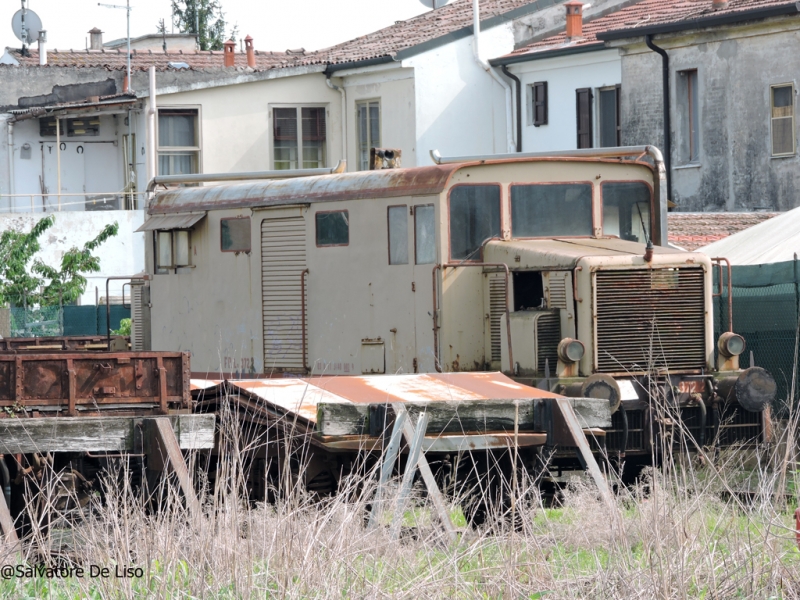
[11,0,43,57]
[99,0,132,92]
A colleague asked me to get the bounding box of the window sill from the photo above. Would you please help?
[673,162,701,170]
[771,153,796,159]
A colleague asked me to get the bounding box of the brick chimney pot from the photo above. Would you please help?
[565,0,584,39]
[223,39,235,68]
[245,35,255,68]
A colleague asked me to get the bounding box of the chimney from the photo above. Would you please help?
[223,39,235,67]
[245,35,255,68]
[565,1,584,39]
[88,27,103,50]
[38,30,47,66]
[712,0,729,9]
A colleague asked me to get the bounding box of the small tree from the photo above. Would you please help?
[0,216,119,307]
[171,0,235,51]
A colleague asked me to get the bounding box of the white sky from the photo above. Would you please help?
[1,0,433,53]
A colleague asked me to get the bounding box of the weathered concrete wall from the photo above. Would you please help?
[618,19,800,212]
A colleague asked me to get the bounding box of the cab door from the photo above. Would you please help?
[411,199,438,373]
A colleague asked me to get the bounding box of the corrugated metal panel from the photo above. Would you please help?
[261,216,307,370]
[594,268,706,373]
[135,212,206,232]
[488,273,506,363]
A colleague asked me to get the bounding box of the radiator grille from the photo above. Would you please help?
[489,274,506,363]
[606,408,644,452]
[536,312,560,374]
[594,268,706,373]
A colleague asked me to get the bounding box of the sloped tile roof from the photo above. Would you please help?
[667,211,779,251]
[293,0,551,66]
[502,0,797,60]
[5,47,302,72]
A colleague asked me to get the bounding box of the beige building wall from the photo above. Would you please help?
[156,73,344,175]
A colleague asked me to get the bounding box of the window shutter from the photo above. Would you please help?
[576,88,593,149]
[615,84,621,146]
[533,81,548,127]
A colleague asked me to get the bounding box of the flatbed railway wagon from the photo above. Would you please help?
[141,145,776,469]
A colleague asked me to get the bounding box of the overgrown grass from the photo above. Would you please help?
[2,394,800,599]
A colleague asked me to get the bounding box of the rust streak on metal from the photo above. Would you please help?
[301,268,310,374]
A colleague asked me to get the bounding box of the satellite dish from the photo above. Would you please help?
[11,8,43,44]
[418,0,450,8]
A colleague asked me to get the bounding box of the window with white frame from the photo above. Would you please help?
[272,106,327,170]
[155,229,192,274]
[357,100,380,170]
[158,108,200,175]
[677,70,699,163]
[771,83,795,156]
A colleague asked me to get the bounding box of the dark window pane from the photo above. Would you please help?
[773,85,793,108]
[449,185,501,260]
[388,206,408,265]
[602,182,651,243]
[415,205,436,265]
[599,88,617,148]
[316,211,349,246]
[221,217,251,252]
[511,184,592,237]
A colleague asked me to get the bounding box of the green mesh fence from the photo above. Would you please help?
[9,305,130,337]
[714,260,800,415]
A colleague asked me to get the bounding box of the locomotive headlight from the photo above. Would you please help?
[558,338,585,363]
[718,332,745,358]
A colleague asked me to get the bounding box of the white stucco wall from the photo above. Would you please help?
[406,23,517,164]
[508,48,621,153]
[0,210,145,305]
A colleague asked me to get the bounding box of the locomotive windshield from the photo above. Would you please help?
[449,185,501,260]
[510,183,593,237]
[601,181,652,243]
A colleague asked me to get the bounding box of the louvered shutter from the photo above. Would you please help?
[615,84,622,146]
[533,81,548,127]
[576,88,593,149]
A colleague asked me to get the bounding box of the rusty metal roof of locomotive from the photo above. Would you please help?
[149,164,462,213]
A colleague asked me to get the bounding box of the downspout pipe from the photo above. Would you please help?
[500,64,522,152]
[147,66,158,184]
[644,34,672,204]
[325,72,347,168]
[472,0,515,153]
[6,120,14,207]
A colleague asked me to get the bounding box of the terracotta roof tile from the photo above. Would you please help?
[302,0,545,66]
[504,0,796,59]
[5,47,301,72]
[667,211,779,250]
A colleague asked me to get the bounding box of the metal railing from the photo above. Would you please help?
[0,192,148,212]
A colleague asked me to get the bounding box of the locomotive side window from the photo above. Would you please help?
[414,204,435,265]
[387,206,409,265]
[601,182,651,243]
[221,217,251,253]
[155,230,191,273]
[316,210,349,246]
[510,183,592,238]
[449,185,501,260]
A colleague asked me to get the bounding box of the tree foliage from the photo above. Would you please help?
[171,0,235,51]
[0,216,119,307]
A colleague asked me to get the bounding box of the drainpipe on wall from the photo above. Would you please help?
[500,64,522,152]
[644,34,672,203]
[147,66,158,184]
[325,72,347,169]
[6,121,14,202]
[472,0,515,153]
